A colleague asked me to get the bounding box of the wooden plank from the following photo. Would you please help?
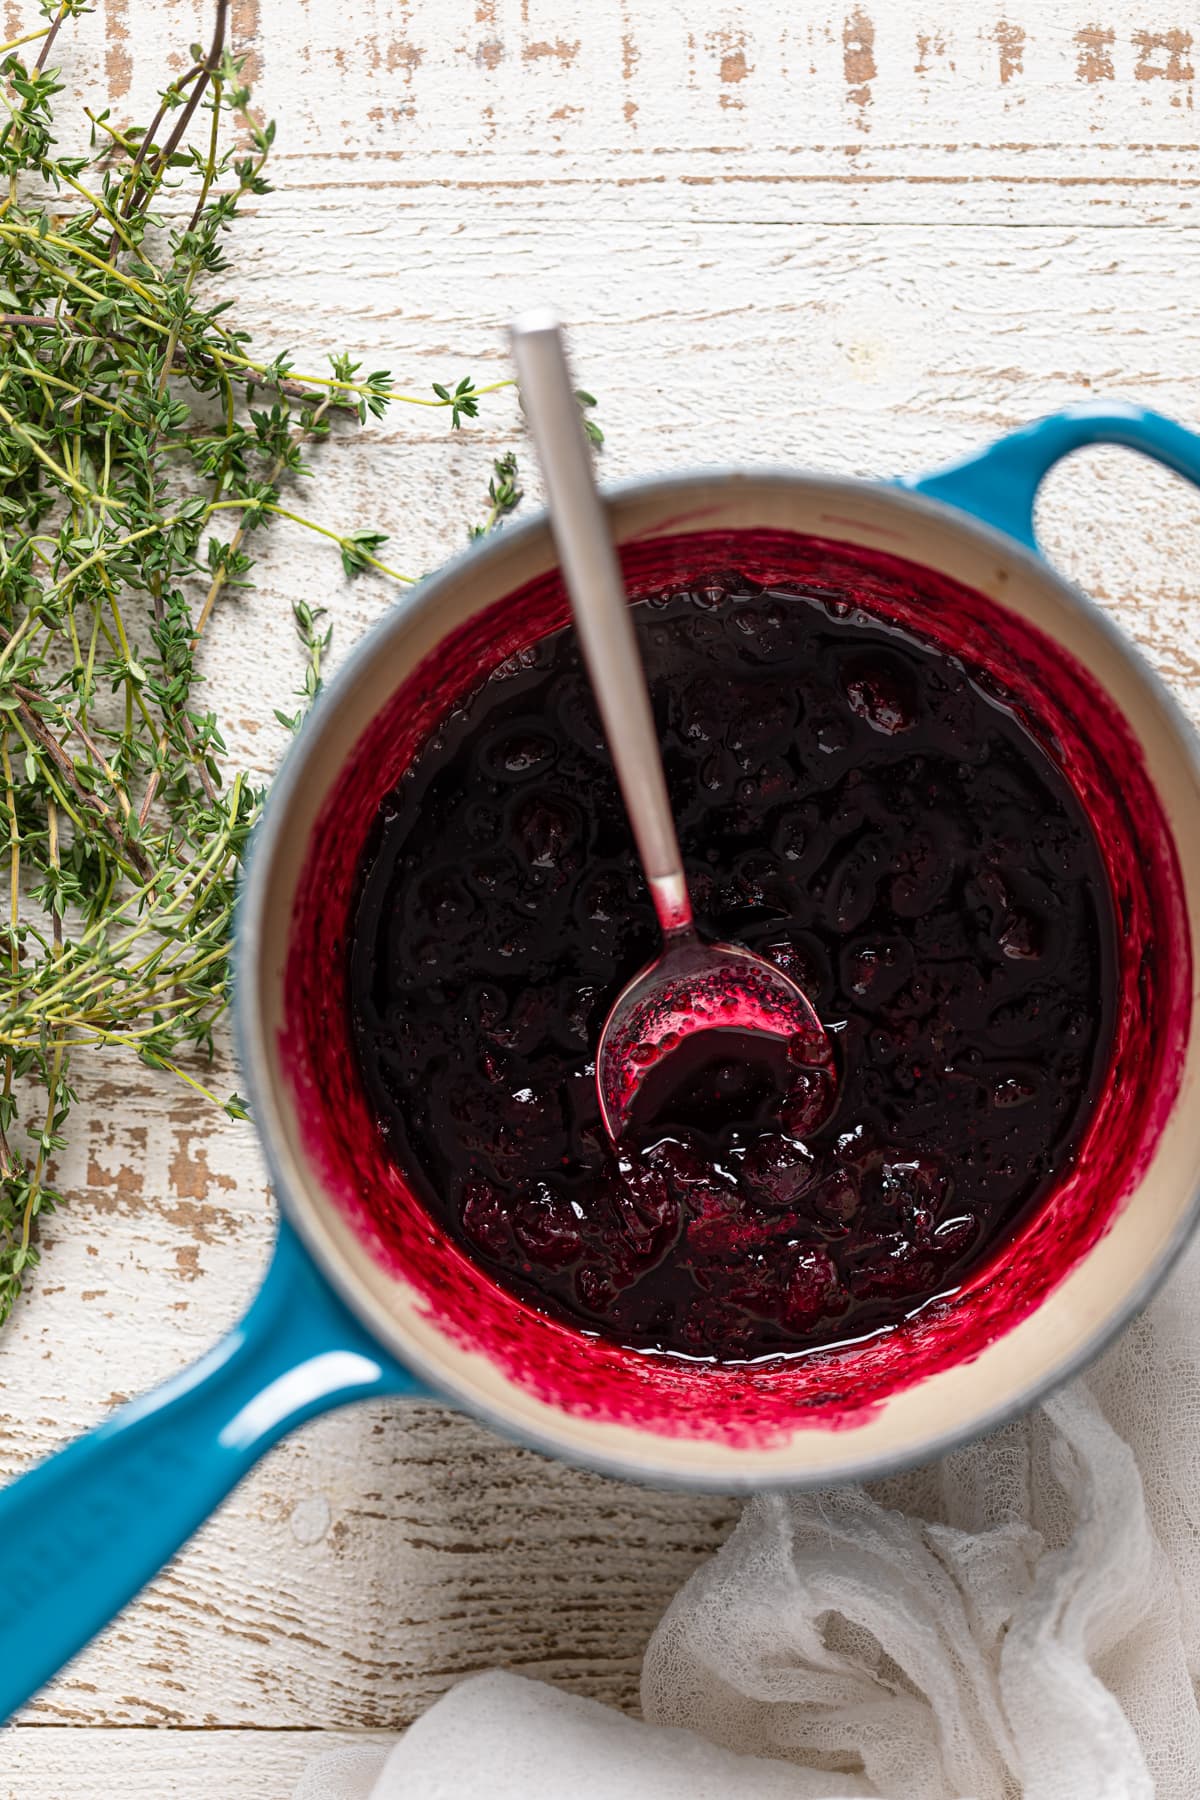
[78,0,1200,164]
[38,0,1200,227]
[4,1727,391,1798]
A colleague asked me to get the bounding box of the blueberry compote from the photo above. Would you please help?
[348,576,1116,1361]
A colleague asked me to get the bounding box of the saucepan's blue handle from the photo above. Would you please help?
[0,1217,424,1721]
[899,400,1200,547]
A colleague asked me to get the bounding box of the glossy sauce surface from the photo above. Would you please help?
[347,576,1116,1361]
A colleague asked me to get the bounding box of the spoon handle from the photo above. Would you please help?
[510,311,692,935]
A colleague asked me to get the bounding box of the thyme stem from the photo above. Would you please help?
[0,1,523,1320]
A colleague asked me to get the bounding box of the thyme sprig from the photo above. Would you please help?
[470,451,523,541]
[0,2,522,1321]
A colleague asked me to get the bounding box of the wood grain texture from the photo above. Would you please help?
[2,0,1199,1786]
[5,1729,393,1799]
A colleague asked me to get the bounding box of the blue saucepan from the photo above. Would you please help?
[1,404,1200,1720]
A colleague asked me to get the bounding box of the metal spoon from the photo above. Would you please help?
[509,312,835,1143]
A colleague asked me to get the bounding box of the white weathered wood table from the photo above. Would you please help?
[3,0,1200,1790]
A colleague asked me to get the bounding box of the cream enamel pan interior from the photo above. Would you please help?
[239,470,1200,1489]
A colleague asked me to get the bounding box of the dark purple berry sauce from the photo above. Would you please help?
[347,575,1116,1362]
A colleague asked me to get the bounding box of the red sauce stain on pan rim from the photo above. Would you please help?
[279,530,1192,1448]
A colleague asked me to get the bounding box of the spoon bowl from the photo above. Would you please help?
[596,933,835,1144]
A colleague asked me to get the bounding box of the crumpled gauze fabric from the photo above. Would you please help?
[295,1237,1200,1800]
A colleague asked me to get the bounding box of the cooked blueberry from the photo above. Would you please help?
[512,1183,584,1269]
[741,1133,816,1210]
[780,1066,836,1139]
[782,1246,838,1330]
[841,655,918,735]
[461,1177,512,1257]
